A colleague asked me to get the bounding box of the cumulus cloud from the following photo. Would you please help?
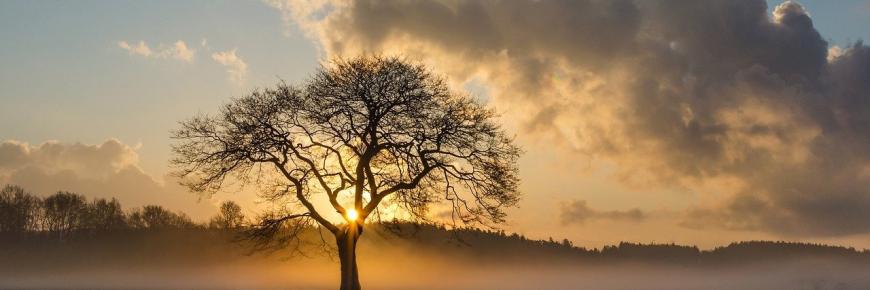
[117,40,196,62]
[560,200,645,225]
[275,0,870,237]
[211,49,249,84]
[773,0,809,24]
[0,139,216,218]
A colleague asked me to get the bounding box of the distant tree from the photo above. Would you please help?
[0,185,41,233]
[139,205,174,229]
[126,210,145,229]
[42,192,87,238]
[127,205,196,230]
[82,198,127,232]
[172,56,522,290]
[209,200,245,230]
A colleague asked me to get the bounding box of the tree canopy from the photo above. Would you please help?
[172,56,521,234]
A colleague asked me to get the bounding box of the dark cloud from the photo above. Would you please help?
[286,0,870,237]
[560,200,645,225]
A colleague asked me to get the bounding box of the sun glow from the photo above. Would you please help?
[346,208,359,221]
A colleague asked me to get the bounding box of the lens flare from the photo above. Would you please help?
[346,209,359,221]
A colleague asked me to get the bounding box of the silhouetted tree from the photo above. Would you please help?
[171,56,522,290]
[42,192,87,238]
[127,205,196,230]
[82,198,127,232]
[209,200,245,229]
[0,185,40,233]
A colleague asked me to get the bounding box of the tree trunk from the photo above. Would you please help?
[336,223,362,290]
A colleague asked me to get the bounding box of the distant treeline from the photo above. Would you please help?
[3,184,870,266]
[382,223,870,266]
[0,185,244,238]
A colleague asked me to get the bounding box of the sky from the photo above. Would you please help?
[2,0,870,249]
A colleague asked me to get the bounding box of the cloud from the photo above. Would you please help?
[560,200,645,225]
[164,40,195,62]
[265,0,335,37]
[0,139,216,219]
[277,0,870,237]
[772,0,809,24]
[118,39,249,84]
[117,40,196,63]
[118,40,152,57]
[211,49,249,84]
[828,45,844,62]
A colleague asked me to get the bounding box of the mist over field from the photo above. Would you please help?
[3,226,870,290]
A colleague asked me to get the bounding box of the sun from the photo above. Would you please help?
[346,208,359,221]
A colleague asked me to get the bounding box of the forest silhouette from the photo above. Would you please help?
[3,184,869,265]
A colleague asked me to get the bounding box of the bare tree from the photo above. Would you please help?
[82,198,127,232]
[171,56,521,290]
[0,185,41,234]
[209,200,245,229]
[127,205,196,230]
[42,191,87,239]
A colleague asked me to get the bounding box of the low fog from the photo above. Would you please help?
[2,225,869,290]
